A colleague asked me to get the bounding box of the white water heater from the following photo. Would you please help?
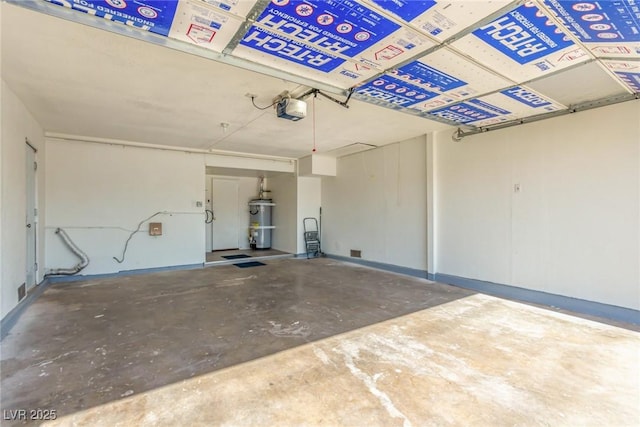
[249,199,275,249]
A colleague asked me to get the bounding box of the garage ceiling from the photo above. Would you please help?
[2,0,639,158]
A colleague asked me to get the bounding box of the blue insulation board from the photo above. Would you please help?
[394,61,468,93]
[369,0,437,22]
[45,0,179,36]
[544,0,640,42]
[500,86,553,108]
[355,75,438,107]
[615,71,640,90]
[429,99,511,124]
[239,0,401,72]
[472,3,575,64]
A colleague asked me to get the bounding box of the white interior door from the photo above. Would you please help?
[211,178,239,251]
[25,145,37,288]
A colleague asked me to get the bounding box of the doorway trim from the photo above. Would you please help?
[25,138,38,291]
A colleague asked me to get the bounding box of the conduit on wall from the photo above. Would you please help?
[113,211,168,264]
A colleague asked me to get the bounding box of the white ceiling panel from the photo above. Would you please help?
[207,95,448,157]
[364,0,515,43]
[527,60,630,105]
[542,0,640,59]
[168,0,245,51]
[325,142,377,157]
[452,2,590,82]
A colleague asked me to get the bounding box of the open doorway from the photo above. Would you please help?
[203,169,292,265]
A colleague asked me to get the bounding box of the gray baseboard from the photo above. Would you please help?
[326,254,429,279]
[47,263,204,283]
[325,254,638,325]
[435,273,639,326]
[1,279,52,340]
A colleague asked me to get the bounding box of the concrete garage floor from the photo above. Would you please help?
[1,258,639,426]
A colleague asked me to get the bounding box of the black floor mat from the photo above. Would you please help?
[233,261,266,268]
[222,254,252,260]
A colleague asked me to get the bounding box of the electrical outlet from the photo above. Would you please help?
[196,201,203,208]
[149,222,162,236]
[514,183,521,193]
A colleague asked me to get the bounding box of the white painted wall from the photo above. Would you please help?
[312,155,337,176]
[322,136,429,271]
[205,153,294,174]
[263,174,321,255]
[434,101,640,310]
[425,134,436,275]
[1,4,3,316]
[45,140,205,275]
[299,154,337,177]
[208,175,259,250]
[1,80,46,320]
[298,156,313,177]
[268,174,297,254]
[297,176,322,255]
